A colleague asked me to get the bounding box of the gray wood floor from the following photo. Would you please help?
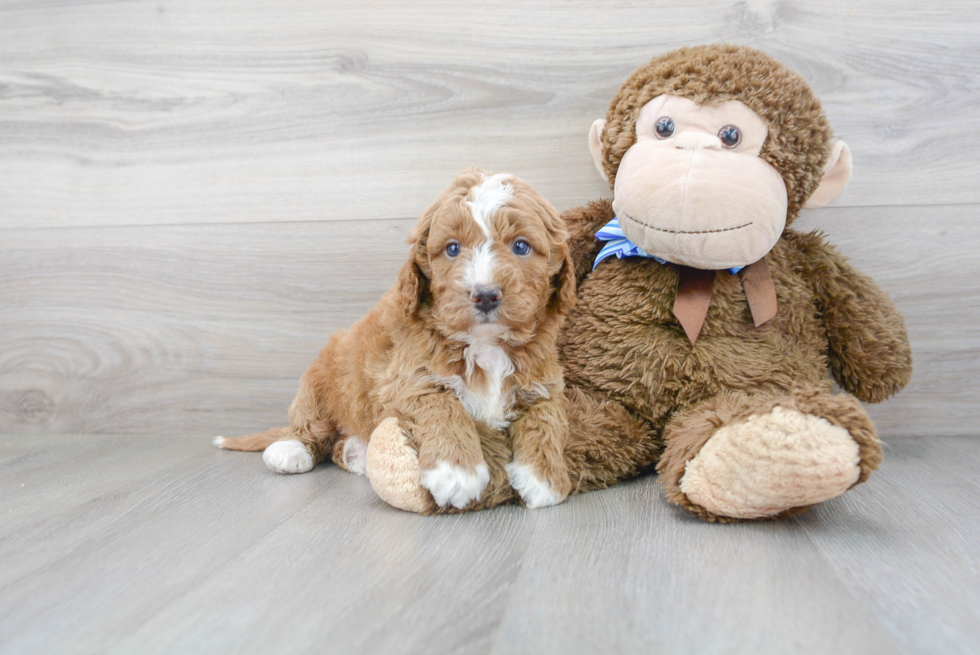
[2,434,978,655]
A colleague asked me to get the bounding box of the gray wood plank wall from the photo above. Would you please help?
[2,0,978,436]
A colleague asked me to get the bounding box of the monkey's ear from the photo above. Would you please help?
[588,119,608,183]
[804,141,853,209]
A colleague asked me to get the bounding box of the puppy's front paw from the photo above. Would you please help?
[506,462,566,509]
[263,439,314,474]
[420,461,490,509]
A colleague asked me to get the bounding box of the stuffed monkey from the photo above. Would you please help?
[367,44,913,521]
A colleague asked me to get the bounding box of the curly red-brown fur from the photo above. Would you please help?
[220,169,576,510]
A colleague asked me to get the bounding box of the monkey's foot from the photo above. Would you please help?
[366,418,434,514]
[658,388,882,521]
[682,406,861,519]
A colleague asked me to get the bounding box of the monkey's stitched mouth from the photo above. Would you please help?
[621,212,753,235]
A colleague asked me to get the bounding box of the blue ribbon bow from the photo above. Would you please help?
[593,217,743,274]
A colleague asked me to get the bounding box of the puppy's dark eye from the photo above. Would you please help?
[445,242,461,258]
[718,125,741,148]
[511,239,531,256]
[655,117,675,139]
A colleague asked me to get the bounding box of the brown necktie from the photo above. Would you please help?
[672,258,777,344]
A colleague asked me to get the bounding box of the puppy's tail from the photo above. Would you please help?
[213,427,289,452]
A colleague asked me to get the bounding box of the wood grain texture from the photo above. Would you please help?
[1,434,978,654]
[2,204,976,437]
[0,218,407,435]
[800,437,980,655]
[0,0,978,229]
[1,0,977,436]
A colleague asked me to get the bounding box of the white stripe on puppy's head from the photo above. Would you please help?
[466,173,512,237]
[462,173,513,287]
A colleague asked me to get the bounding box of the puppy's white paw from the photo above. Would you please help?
[342,436,368,476]
[506,462,563,509]
[213,436,227,449]
[263,439,314,474]
[420,461,490,509]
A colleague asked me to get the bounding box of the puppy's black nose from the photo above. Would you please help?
[471,285,502,313]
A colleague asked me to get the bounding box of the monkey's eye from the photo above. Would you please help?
[445,242,461,258]
[718,125,741,148]
[511,239,531,256]
[655,117,675,139]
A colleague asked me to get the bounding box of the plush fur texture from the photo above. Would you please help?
[217,169,576,510]
[365,45,913,521]
[554,198,908,520]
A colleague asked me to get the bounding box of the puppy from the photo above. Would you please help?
[215,169,576,509]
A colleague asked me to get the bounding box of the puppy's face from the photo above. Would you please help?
[401,170,574,343]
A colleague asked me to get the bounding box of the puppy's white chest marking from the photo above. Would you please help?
[435,338,515,429]
[437,173,519,428]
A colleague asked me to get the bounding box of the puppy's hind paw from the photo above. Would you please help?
[263,439,315,474]
[421,461,490,509]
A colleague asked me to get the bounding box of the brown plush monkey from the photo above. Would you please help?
[367,44,913,521]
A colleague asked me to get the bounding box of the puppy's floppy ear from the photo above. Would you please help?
[549,240,577,317]
[397,256,428,318]
[398,205,436,317]
[537,201,576,317]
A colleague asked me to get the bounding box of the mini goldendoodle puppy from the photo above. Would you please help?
[215,169,576,510]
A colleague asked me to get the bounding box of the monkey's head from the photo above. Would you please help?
[590,44,852,270]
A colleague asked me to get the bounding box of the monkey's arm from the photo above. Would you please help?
[561,198,615,287]
[793,232,913,403]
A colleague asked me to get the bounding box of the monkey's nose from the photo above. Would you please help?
[471,285,502,313]
[675,131,722,151]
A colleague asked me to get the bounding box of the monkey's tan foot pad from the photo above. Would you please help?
[366,417,433,514]
[679,406,861,519]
